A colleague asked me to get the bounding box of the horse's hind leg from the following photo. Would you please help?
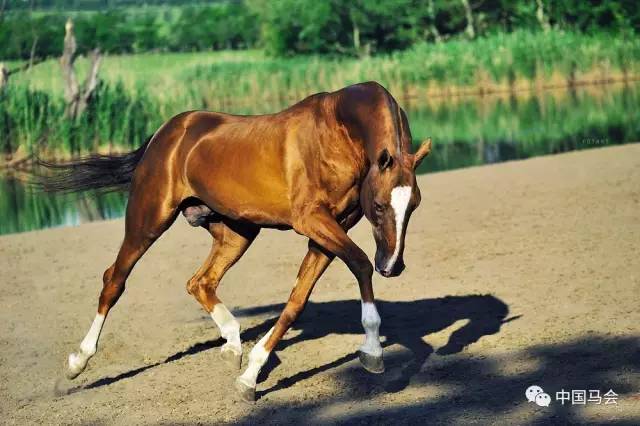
[235,241,334,401]
[187,218,259,369]
[66,190,179,379]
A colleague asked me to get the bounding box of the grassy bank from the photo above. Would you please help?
[185,30,640,107]
[9,30,640,102]
[1,30,639,160]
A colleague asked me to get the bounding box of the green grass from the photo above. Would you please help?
[5,50,264,95]
[1,30,639,158]
[7,30,640,105]
[181,30,640,108]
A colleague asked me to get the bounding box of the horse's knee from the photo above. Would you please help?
[354,260,373,286]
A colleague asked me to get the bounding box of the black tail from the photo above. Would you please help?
[35,137,152,194]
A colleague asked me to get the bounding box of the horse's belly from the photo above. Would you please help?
[186,137,292,226]
[199,183,292,226]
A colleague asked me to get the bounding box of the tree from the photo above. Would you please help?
[60,18,102,119]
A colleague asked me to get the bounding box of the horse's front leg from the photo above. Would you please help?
[235,207,381,402]
[235,240,334,401]
[292,207,384,374]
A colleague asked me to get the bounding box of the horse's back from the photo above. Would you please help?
[132,87,365,226]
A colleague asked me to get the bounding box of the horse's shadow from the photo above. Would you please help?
[69,294,515,398]
[235,295,516,397]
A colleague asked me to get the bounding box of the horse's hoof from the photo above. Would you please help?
[235,378,256,403]
[221,347,242,370]
[66,352,88,380]
[358,350,384,374]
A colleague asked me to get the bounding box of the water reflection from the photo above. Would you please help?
[411,83,639,173]
[0,176,127,235]
[0,83,638,235]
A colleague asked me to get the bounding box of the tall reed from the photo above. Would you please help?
[0,81,161,159]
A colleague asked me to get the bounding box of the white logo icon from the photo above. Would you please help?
[535,392,552,407]
[526,385,544,403]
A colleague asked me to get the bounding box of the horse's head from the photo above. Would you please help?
[361,138,431,277]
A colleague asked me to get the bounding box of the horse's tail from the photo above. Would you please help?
[35,136,152,194]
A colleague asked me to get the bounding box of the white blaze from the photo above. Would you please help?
[386,185,412,271]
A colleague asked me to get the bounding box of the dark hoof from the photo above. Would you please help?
[235,378,256,403]
[221,348,242,370]
[65,369,82,380]
[359,351,384,374]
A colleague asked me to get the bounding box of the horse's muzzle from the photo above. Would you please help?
[375,259,405,278]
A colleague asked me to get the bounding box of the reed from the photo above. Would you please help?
[0,82,161,160]
[184,30,640,109]
[1,30,639,160]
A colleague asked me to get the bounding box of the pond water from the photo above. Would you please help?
[1,83,638,235]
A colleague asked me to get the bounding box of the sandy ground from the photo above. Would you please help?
[1,144,639,425]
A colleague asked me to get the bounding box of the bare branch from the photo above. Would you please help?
[29,36,39,71]
[77,48,102,117]
[60,18,101,119]
[61,18,80,117]
[0,0,7,23]
[0,63,8,92]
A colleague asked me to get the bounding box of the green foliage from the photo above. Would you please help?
[2,0,639,60]
[170,3,257,51]
[0,2,259,59]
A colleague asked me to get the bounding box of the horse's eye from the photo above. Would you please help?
[374,202,384,213]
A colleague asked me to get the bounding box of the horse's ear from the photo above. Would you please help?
[413,138,432,169]
[377,148,393,171]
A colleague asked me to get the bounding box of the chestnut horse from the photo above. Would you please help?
[44,81,431,402]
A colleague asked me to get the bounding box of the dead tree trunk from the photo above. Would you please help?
[461,0,475,39]
[536,0,551,33]
[428,0,442,43]
[0,0,7,22]
[60,18,102,120]
[0,63,8,92]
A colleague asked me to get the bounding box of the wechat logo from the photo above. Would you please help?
[526,385,551,407]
